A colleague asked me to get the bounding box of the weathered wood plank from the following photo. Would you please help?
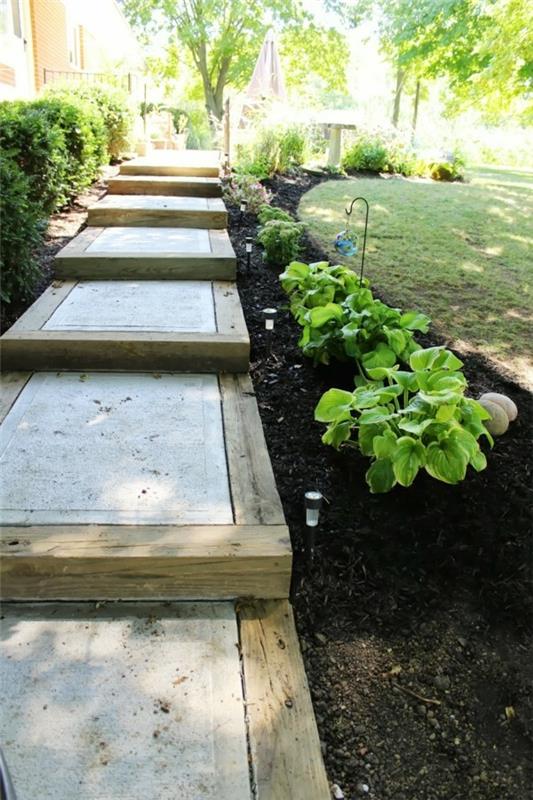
[54,256,236,281]
[0,525,292,600]
[6,282,74,332]
[108,175,222,197]
[219,373,285,526]
[120,150,221,178]
[1,332,250,372]
[0,372,32,423]
[87,196,228,229]
[213,281,248,340]
[239,600,330,800]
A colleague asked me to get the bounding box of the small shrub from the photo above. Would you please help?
[0,100,68,213]
[257,204,293,225]
[45,83,134,159]
[257,220,306,267]
[223,174,271,213]
[342,134,389,173]
[427,150,466,181]
[0,156,43,303]
[235,123,307,178]
[32,97,107,194]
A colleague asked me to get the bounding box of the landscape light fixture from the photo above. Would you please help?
[262,307,277,330]
[304,490,323,527]
[239,199,248,219]
[304,490,323,565]
[245,236,253,269]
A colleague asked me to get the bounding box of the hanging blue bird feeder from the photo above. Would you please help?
[333,196,369,286]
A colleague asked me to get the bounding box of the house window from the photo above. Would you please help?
[11,0,21,38]
[0,0,21,36]
[68,25,80,67]
[0,0,9,34]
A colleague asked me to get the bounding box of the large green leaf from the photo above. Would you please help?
[315,388,354,422]
[362,343,397,370]
[373,430,398,460]
[358,423,386,456]
[399,311,431,332]
[366,459,396,493]
[425,438,469,484]
[410,346,463,373]
[398,417,435,436]
[358,406,395,425]
[307,303,344,328]
[384,326,408,356]
[322,419,353,449]
[392,436,425,486]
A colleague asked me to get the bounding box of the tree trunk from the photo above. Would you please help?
[412,79,421,135]
[392,63,405,127]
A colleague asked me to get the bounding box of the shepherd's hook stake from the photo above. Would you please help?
[345,196,369,287]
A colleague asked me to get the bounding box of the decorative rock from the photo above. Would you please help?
[434,674,451,691]
[478,398,509,436]
[356,783,370,795]
[332,783,345,799]
[479,392,517,422]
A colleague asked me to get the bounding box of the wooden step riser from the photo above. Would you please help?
[120,165,220,177]
[87,209,228,229]
[0,337,250,373]
[54,257,236,280]
[108,178,222,197]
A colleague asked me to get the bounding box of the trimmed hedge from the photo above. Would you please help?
[0,85,133,307]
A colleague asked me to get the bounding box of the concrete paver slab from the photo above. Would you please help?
[86,226,211,254]
[0,373,233,525]
[42,281,217,333]
[0,602,251,800]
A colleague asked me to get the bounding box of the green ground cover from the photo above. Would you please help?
[299,167,533,388]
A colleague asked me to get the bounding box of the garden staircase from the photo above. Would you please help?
[0,150,329,799]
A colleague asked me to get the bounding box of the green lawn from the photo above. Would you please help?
[298,167,533,388]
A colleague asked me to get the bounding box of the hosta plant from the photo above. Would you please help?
[315,346,492,493]
[280,261,430,368]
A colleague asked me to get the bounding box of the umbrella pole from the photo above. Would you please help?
[223,98,231,165]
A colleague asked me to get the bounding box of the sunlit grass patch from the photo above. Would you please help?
[298,168,533,388]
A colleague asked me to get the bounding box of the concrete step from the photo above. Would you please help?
[1,280,249,372]
[0,602,252,800]
[120,150,221,177]
[108,175,222,197]
[0,372,290,600]
[54,227,236,281]
[0,600,330,800]
[87,195,227,229]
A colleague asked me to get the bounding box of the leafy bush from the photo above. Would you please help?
[315,347,492,492]
[257,204,293,225]
[235,124,307,179]
[0,156,43,303]
[32,97,107,195]
[258,220,306,267]
[45,83,134,159]
[427,150,466,181]
[223,174,271,212]
[342,129,466,181]
[342,134,390,173]
[0,100,69,213]
[280,261,430,367]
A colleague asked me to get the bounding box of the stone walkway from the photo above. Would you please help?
[0,150,329,799]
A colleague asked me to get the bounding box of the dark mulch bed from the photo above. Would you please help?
[227,173,533,800]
